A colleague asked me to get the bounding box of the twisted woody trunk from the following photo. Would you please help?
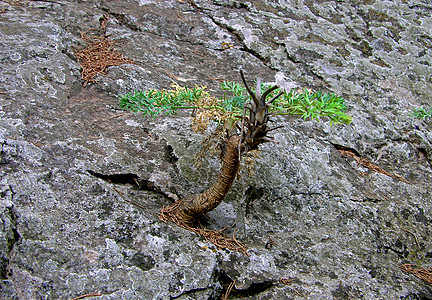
[174,135,241,226]
[168,71,283,227]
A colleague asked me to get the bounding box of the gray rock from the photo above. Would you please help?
[0,0,431,299]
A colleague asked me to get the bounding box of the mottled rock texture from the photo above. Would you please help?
[0,0,431,299]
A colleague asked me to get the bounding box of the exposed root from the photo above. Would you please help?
[159,201,248,256]
[400,264,432,286]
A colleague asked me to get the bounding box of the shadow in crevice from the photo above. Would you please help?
[87,170,178,202]
[217,271,276,298]
[87,170,153,188]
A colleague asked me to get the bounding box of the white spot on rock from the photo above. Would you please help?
[125,120,140,127]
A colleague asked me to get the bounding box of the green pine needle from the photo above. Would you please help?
[411,106,432,120]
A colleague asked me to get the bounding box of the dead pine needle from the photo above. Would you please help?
[280,277,305,297]
[222,280,236,300]
[107,179,147,210]
[107,112,127,119]
[293,289,305,297]
[280,277,298,285]
[338,149,410,183]
[158,202,249,256]
[74,15,133,85]
[400,264,432,286]
[401,227,421,249]
[75,35,133,85]
[1,0,22,6]
[71,290,102,300]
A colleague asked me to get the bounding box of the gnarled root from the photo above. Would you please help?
[158,135,248,255]
[161,135,241,227]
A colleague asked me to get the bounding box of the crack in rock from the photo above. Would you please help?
[0,184,20,298]
[87,170,179,202]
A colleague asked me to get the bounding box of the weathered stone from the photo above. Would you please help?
[0,0,431,299]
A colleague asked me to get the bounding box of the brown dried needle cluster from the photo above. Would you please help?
[399,264,432,286]
[74,15,133,85]
[159,201,248,256]
[191,94,223,133]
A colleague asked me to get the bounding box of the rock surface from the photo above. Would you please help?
[0,0,431,299]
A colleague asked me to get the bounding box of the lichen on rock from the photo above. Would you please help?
[0,0,431,299]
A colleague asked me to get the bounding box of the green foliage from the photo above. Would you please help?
[119,80,352,125]
[411,106,432,120]
[219,81,247,116]
[220,80,246,97]
[119,83,202,117]
[271,89,352,125]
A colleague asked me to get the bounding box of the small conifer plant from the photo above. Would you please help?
[120,70,352,227]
